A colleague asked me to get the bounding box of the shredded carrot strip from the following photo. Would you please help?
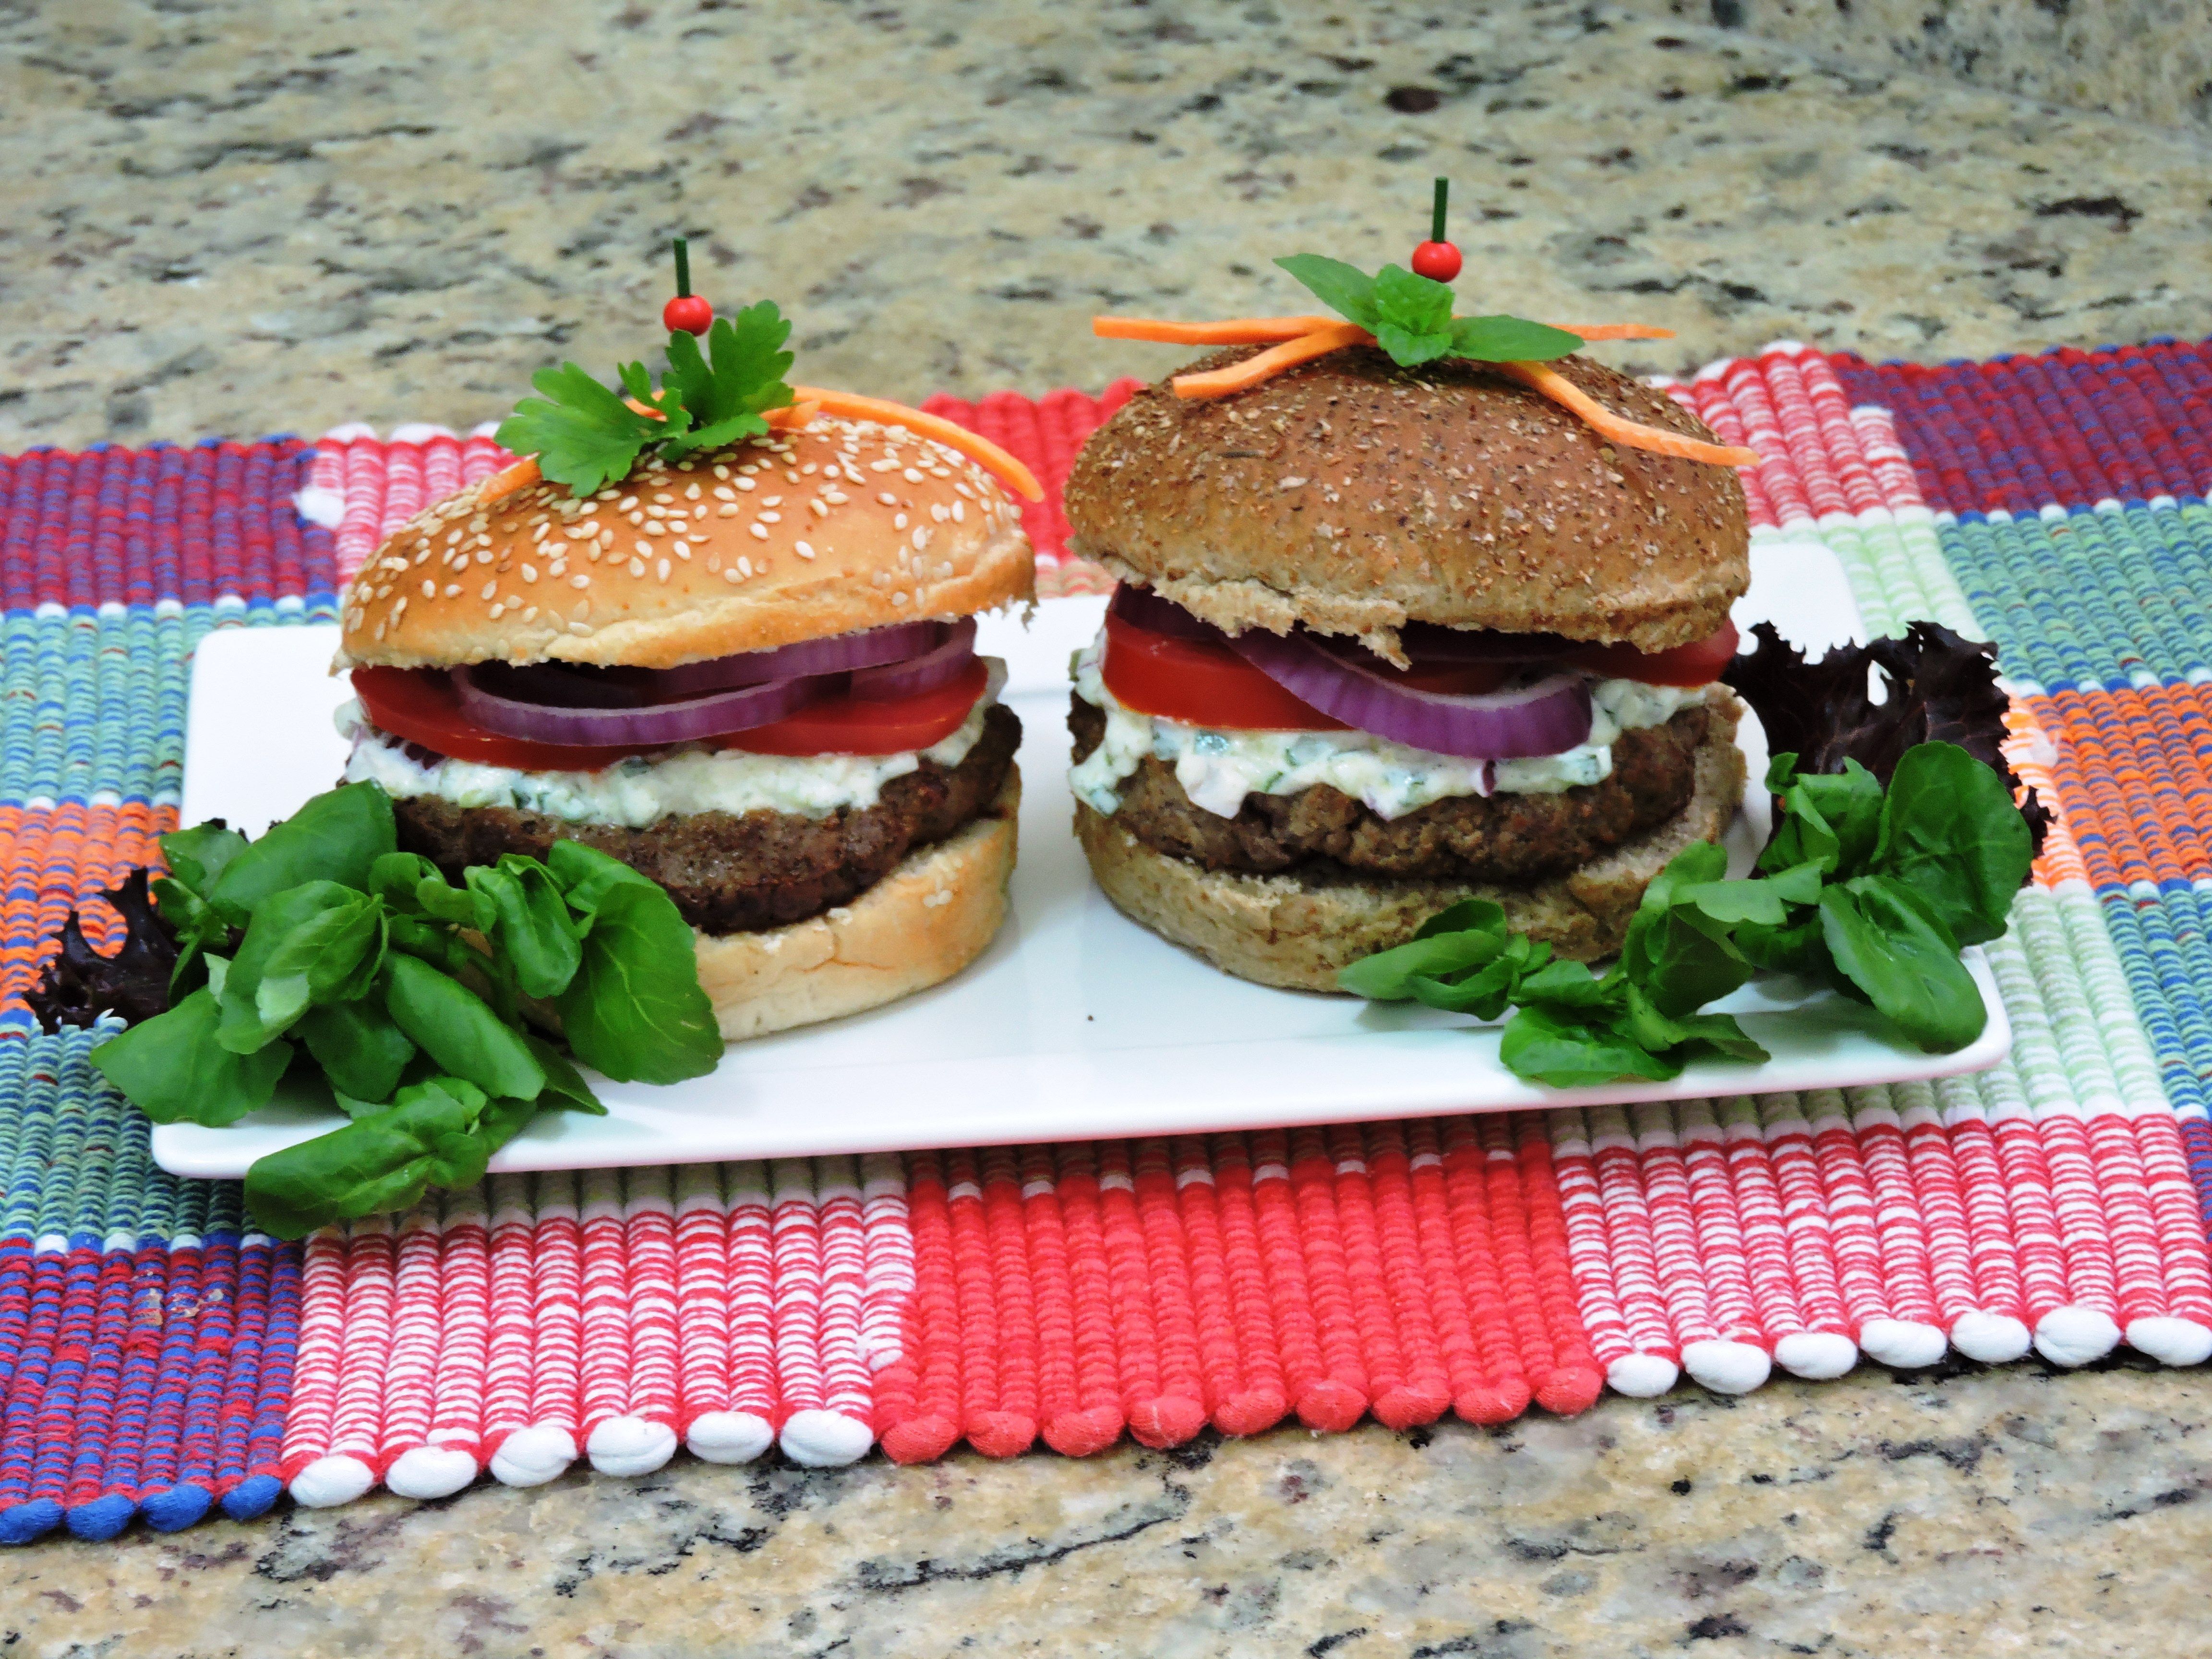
[1169,323,1373,399]
[1094,314,1340,345]
[763,399,821,430]
[789,385,1044,501]
[1499,360,1760,468]
[479,457,541,505]
[1551,324,1675,341]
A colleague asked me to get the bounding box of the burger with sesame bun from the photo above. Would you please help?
[333,285,1042,1039]
[1068,271,1760,992]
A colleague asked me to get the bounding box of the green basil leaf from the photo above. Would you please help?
[1681,878,1790,927]
[547,839,659,927]
[1733,913,1836,982]
[417,877,494,931]
[1767,759,1884,878]
[91,987,292,1127]
[215,881,381,1053]
[1514,957,1621,1011]
[1372,323,1455,367]
[295,998,416,1103]
[1499,1004,1680,1088]
[1819,877,1987,1052]
[381,950,546,1101]
[204,783,395,926]
[243,1075,493,1240]
[470,856,584,998]
[159,821,250,897]
[523,1033,606,1116]
[1667,1011,1772,1065]
[1874,741,2033,946]
[1639,840,1729,912]
[369,852,448,915]
[554,881,721,1084]
[1336,928,1505,999]
[1405,954,1522,1019]
[1447,314,1584,363]
[1414,897,1509,940]
[1273,254,1380,329]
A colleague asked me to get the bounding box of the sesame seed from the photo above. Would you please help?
[930,503,949,523]
[523,606,538,622]
[421,579,437,598]
[738,556,754,577]
[801,462,818,474]
[748,523,769,541]
[951,501,965,522]
[892,591,909,606]
[795,540,816,559]
[476,549,494,565]
[635,540,653,556]
[758,510,781,524]
[784,469,800,483]
[446,529,463,545]
[713,485,736,500]
[809,499,828,518]
[572,600,590,619]
[628,512,645,526]
[871,459,896,472]
[894,513,909,530]
[488,602,504,618]
[735,477,756,492]
[549,558,566,576]
[644,520,667,535]
[760,495,782,506]
[718,504,740,517]
[672,541,690,560]
[691,504,709,520]
[393,596,409,618]
[903,468,924,483]
[628,557,646,577]
[914,527,930,550]
[521,565,537,583]
[480,580,497,600]
[532,523,550,542]
[928,466,952,479]
[722,566,742,583]
[954,482,975,499]
[618,496,638,510]
[570,574,590,589]
[713,465,730,480]
[569,622,592,636]
[657,559,671,581]
[823,489,848,505]
[652,491,674,503]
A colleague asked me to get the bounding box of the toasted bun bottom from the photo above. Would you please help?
[695,769,1020,1039]
[1075,694,1747,992]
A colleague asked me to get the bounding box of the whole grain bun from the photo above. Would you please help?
[695,769,1020,1039]
[337,416,1034,672]
[1075,692,1746,991]
[1064,347,1748,663]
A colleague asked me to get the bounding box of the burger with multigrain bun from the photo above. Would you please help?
[1060,346,1752,991]
[332,414,1034,1038]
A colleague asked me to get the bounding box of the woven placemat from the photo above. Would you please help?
[2,340,2209,1542]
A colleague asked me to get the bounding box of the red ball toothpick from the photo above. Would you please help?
[662,237,713,335]
[1409,177,1462,283]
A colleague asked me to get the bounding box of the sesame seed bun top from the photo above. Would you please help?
[1062,347,1749,663]
[335,417,1035,672]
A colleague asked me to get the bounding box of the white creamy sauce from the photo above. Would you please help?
[1066,633,1705,822]
[341,659,1006,829]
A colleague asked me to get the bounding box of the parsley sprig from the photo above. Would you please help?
[1275,254,1582,370]
[495,301,798,495]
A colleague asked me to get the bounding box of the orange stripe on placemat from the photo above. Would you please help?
[0,799,176,1014]
[2003,702,2090,890]
[2036,684,2212,889]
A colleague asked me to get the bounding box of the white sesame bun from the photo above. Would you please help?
[694,769,1019,1038]
[336,417,1035,672]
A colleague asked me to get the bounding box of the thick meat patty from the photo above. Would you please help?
[393,703,1022,935]
[1069,695,1706,884]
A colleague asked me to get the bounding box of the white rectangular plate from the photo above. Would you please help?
[154,546,2008,1178]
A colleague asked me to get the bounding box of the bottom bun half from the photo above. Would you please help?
[695,768,1020,1039]
[1075,692,1747,993]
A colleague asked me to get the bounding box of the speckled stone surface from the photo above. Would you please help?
[3,0,2210,454]
[7,2,2212,1649]
[4,1360,2207,1657]
[1632,0,2212,136]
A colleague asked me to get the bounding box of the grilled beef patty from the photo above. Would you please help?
[1069,695,1705,884]
[391,703,1021,935]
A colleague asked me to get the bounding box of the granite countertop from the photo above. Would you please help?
[5,0,2212,1652]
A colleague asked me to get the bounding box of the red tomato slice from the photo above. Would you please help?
[1098,612,1516,729]
[1566,618,1740,687]
[352,657,989,769]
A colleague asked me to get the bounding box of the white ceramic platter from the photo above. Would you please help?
[153,539,2008,1178]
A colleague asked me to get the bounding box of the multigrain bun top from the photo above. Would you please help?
[1062,347,1749,661]
[337,416,1034,672]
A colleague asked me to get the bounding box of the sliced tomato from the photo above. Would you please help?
[352,657,990,769]
[1102,611,1346,730]
[1566,618,1740,687]
[718,657,988,756]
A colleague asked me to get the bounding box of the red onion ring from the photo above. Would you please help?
[851,619,977,702]
[655,621,945,694]
[1226,629,1594,759]
[1107,583,1225,642]
[452,664,827,747]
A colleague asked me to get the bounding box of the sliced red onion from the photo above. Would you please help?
[1107,582,1224,642]
[1392,621,1578,666]
[656,620,945,694]
[851,618,977,702]
[465,661,652,709]
[1226,629,1593,760]
[452,664,826,748]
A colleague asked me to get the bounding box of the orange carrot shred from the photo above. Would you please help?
[1169,322,1373,400]
[479,457,541,504]
[789,385,1044,501]
[763,399,821,430]
[1094,314,1341,346]
[1551,324,1676,341]
[1498,360,1760,468]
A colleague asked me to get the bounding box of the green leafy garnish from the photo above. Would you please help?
[1339,739,2036,1084]
[494,302,798,496]
[90,782,724,1238]
[1274,254,1582,371]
